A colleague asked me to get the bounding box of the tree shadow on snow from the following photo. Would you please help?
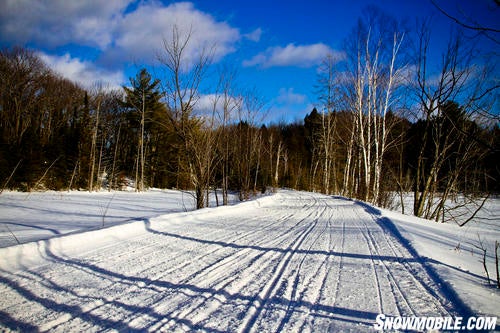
[144,220,425,265]
[1,199,491,332]
[351,199,481,325]
[0,240,383,331]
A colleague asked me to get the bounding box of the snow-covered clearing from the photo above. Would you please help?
[0,189,236,248]
[0,190,498,331]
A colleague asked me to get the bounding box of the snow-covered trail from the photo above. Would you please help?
[0,191,466,332]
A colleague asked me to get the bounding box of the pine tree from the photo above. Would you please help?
[122,69,164,191]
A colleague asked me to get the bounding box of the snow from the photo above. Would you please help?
[382,202,500,318]
[0,189,237,248]
[0,189,498,331]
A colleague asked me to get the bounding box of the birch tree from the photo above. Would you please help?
[342,8,407,203]
[315,54,341,194]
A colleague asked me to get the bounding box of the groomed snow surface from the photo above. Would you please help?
[0,190,498,332]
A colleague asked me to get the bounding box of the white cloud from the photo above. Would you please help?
[0,0,129,48]
[243,43,336,68]
[38,52,125,90]
[0,1,241,68]
[244,28,263,42]
[194,93,243,121]
[194,94,219,113]
[276,88,306,105]
[113,2,240,66]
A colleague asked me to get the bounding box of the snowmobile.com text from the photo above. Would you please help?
[373,314,497,331]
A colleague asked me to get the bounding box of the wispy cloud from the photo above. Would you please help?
[269,88,312,123]
[195,93,242,113]
[276,88,306,105]
[243,43,337,68]
[244,28,263,42]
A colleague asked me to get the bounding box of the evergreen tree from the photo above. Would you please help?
[122,69,165,191]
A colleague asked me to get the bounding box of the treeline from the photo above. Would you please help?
[1,10,498,221]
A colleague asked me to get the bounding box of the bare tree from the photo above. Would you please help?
[0,47,48,147]
[88,84,104,191]
[315,54,340,194]
[412,21,498,221]
[158,25,214,209]
[340,8,408,203]
[214,65,241,205]
[233,88,267,200]
[431,0,500,44]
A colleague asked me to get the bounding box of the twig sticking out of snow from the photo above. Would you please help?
[0,159,22,194]
[101,192,116,228]
[495,240,499,289]
[474,234,490,285]
[3,223,20,245]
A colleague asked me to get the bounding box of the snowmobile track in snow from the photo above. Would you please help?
[0,190,469,332]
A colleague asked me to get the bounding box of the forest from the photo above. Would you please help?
[0,10,498,223]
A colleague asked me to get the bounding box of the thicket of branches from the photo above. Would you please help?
[0,10,498,219]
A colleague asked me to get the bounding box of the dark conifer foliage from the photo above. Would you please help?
[121,68,169,190]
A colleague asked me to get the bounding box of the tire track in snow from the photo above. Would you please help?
[353,205,454,318]
[274,196,341,332]
[237,193,323,333]
[312,200,383,330]
[302,202,344,332]
[152,193,324,331]
[0,191,469,332]
[360,213,455,317]
[135,204,310,330]
[95,208,302,330]
[154,213,305,329]
[5,206,300,330]
[351,210,403,317]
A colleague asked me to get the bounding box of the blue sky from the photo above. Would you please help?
[0,0,498,123]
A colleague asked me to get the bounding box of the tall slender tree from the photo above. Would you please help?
[340,7,408,203]
[411,21,498,221]
[158,25,214,209]
[122,68,164,192]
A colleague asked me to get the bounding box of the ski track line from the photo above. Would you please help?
[133,212,298,329]
[1,226,218,329]
[62,210,300,330]
[363,213,455,317]
[148,193,323,332]
[319,203,382,330]
[321,201,347,317]
[190,209,328,332]
[351,211,406,317]
[156,193,321,330]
